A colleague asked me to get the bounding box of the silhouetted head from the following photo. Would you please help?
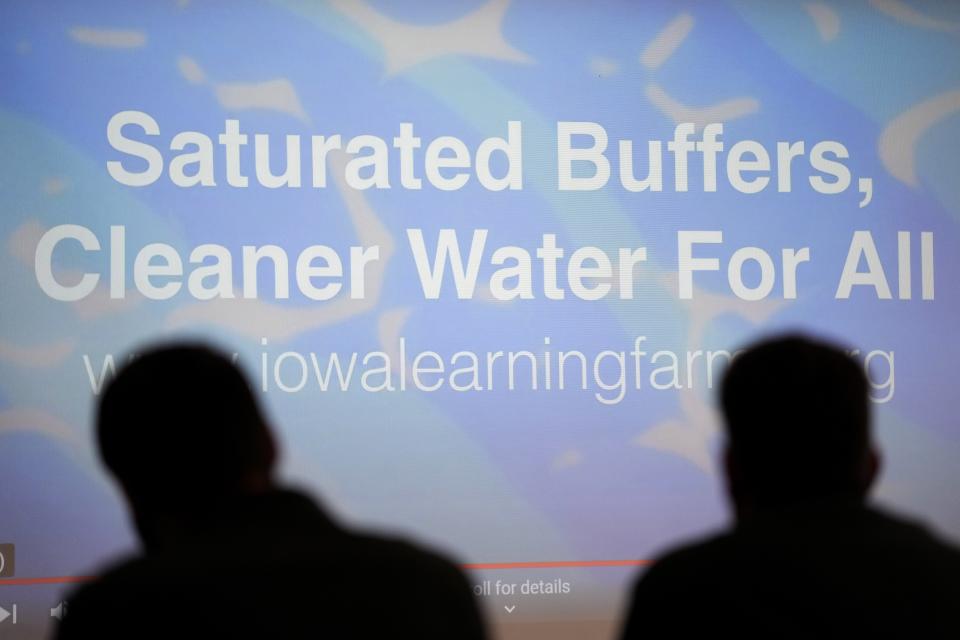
[97,344,277,547]
[720,334,879,518]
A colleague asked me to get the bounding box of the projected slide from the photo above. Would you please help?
[2,1,959,638]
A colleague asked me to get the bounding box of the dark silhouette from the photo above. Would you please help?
[619,334,960,638]
[57,344,485,639]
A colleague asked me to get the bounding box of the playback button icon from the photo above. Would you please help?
[0,544,13,577]
[0,604,17,625]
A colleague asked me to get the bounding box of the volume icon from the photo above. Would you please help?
[51,601,68,621]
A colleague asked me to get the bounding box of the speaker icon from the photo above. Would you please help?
[50,601,68,621]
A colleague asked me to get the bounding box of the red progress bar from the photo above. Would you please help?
[0,576,94,586]
[464,560,651,570]
[0,560,651,586]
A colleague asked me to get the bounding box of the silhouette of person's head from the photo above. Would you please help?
[720,334,879,519]
[97,344,276,548]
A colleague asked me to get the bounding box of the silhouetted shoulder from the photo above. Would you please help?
[58,489,485,639]
[619,531,737,637]
[327,529,486,634]
[620,505,960,639]
[344,529,476,586]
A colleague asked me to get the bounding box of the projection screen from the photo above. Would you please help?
[2,2,959,638]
